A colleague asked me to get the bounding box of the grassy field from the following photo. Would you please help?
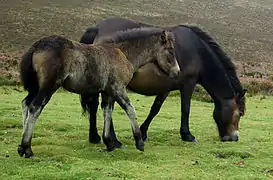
[0,86,272,179]
[1,1,273,179]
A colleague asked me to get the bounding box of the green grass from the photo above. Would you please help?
[0,87,272,179]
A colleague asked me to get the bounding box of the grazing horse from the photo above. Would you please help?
[80,17,247,147]
[18,28,180,158]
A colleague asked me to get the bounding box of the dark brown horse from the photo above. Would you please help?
[18,28,180,158]
[80,17,247,148]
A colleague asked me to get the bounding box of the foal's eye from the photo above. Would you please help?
[169,50,174,56]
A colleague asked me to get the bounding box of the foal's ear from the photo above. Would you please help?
[160,30,168,45]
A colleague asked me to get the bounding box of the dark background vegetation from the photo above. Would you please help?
[1,0,273,99]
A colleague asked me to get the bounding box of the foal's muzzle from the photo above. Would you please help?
[169,63,181,79]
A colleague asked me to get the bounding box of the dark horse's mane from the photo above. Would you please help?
[181,25,243,93]
[180,25,246,114]
[99,27,165,43]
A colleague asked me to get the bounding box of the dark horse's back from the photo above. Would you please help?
[80,17,150,44]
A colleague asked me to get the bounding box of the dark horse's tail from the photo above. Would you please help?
[79,26,100,114]
[80,27,99,44]
[180,25,244,93]
[20,45,39,94]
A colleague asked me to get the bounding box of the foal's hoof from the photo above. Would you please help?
[181,133,197,142]
[18,144,34,158]
[136,140,144,152]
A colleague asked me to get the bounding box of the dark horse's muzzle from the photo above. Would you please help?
[221,131,239,142]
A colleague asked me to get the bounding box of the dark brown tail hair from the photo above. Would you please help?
[20,45,39,94]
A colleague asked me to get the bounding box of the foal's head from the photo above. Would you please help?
[213,89,247,141]
[153,30,180,79]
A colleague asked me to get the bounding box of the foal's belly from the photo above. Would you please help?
[63,73,104,94]
[128,63,177,96]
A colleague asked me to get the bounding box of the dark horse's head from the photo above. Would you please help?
[185,25,247,142]
[213,89,246,142]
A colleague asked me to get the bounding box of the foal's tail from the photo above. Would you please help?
[20,46,39,94]
[80,27,98,44]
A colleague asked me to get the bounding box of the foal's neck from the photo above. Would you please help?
[116,37,158,71]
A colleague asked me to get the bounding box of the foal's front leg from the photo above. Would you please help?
[115,89,144,151]
[101,94,116,151]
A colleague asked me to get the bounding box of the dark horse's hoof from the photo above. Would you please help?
[18,144,34,158]
[135,140,144,152]
[140,127,148,142]
[105,144,116,152]
[89,134,102,144]
[181,133,197,143]
[113,140,123,149]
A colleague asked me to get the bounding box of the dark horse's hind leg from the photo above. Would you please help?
[82,94,101,144]
[179,79,197,142]
[82,94,122,148]
[140,93,169,141]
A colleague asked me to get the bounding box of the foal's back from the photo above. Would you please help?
[31,35,133,95]
[64,43,134,94]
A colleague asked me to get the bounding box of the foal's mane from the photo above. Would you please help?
[98,27,166,43]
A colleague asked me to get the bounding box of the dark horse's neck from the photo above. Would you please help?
[187,25,243,101]
[184,25,244,95]
[199,41,236,100]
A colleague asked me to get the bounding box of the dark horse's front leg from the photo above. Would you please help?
[140,93,169,141]
[81,94,122,148]
[179,78,197,142]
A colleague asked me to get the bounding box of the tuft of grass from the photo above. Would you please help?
[0,87,273,179]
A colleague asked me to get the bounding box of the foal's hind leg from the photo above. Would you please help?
[114,89,144,151]
[18,88,56,158]
[21,93,37,128]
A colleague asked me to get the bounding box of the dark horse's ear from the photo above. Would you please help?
[160,30,168,45]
